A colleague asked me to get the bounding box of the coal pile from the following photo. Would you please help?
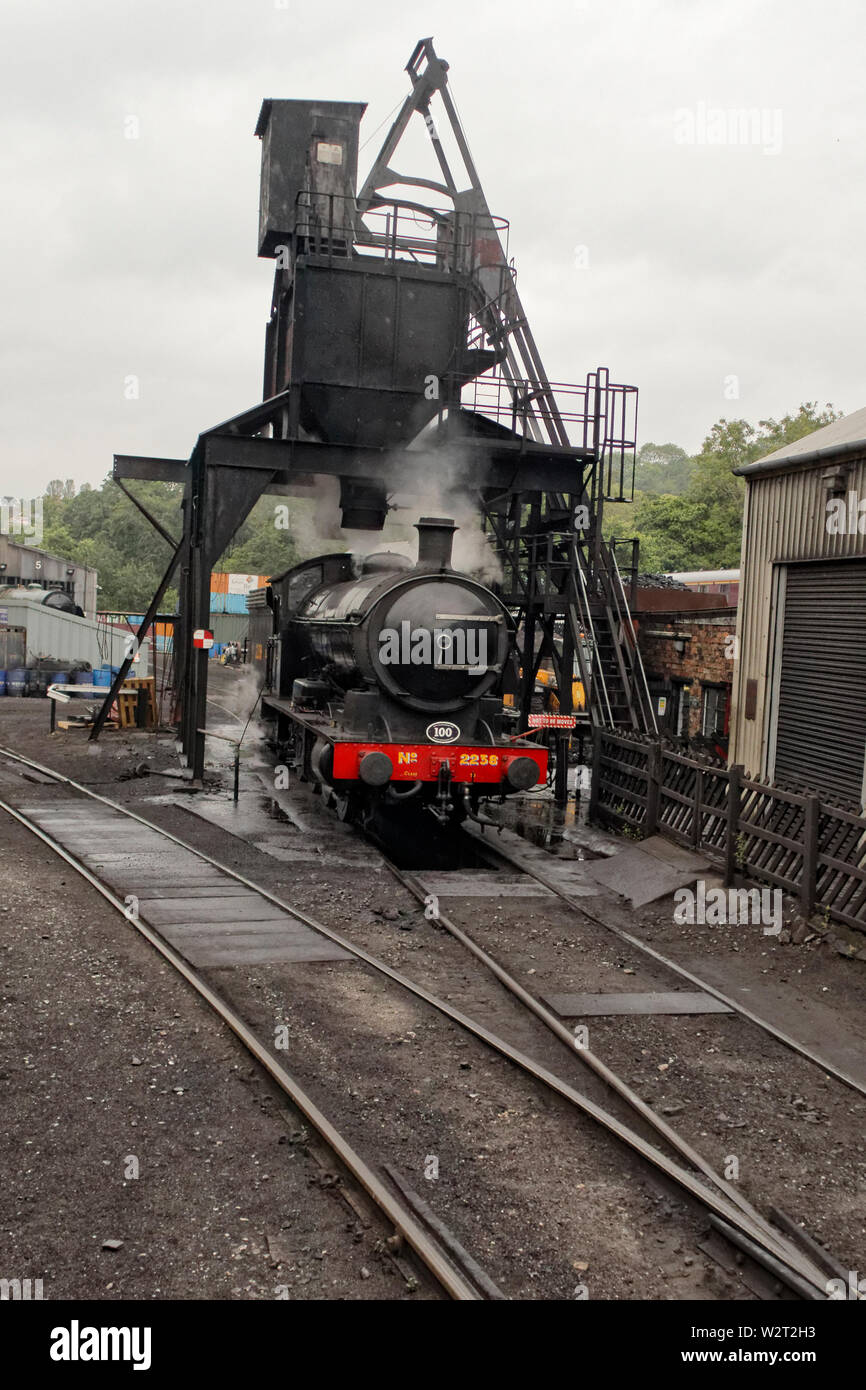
[636,573,691,590]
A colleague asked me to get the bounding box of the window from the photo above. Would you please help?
[287,566,323,612]
[671,681,691,738]
[702,684,728,738]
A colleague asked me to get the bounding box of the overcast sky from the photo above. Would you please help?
[2,0,864,497]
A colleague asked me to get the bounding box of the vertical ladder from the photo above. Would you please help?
[567,538,656,734]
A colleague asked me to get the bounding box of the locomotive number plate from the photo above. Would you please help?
[426,721,461,743]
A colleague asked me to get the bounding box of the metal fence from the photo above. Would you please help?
[589,729,866,933]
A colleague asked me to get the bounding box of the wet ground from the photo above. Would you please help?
[488,788,610,859]
[1,668,864,1300]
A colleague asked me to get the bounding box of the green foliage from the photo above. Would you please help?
[633,442,693,496]
[606,403,840,573]
[33,402,843,608]
[37,481,324,612]
[632,493,737,571]
[40,480,184,612]
[213,495,301,577]
[45,479,77,500]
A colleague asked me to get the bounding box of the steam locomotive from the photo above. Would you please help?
[249,517,548,825]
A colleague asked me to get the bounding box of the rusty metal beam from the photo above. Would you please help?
[200,431,592,492]
[113,478,179,550]
[113,454,188,484]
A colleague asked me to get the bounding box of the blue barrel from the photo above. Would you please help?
[73,670,93,685]
[0,671,6,696]
[30,671,49,698]
[8,668,30,697]
[92,668,112,687]
[50,671,69,688]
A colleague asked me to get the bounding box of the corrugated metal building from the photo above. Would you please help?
[729,407,866,806]
[0,590,150,674]
[0,537,98,616]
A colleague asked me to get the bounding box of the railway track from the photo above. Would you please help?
[0,752,488,1301]
[380,845,853,1300]
[0,742,849,1300]
[463,823,866,1099]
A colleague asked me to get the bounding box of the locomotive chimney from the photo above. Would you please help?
[415,517,457,570]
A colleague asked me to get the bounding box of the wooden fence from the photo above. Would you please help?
[589,729,866,934]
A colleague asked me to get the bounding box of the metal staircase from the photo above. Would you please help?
[341,37,657,739]
[566,536,656,733]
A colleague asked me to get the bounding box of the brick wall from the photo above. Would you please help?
[636,611,736,740]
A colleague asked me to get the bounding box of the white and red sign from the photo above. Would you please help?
[527,713,576,729]
[193,629,214,649]
[226,573,262,596]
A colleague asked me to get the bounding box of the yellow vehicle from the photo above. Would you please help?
[534,665,586,713]
[504,663,586,713]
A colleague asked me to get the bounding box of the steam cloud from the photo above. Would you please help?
[292,444,503,583]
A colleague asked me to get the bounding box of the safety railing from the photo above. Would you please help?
[292,190,510,276]
[453,366,637,486]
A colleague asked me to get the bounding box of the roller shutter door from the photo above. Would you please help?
[773,560,866,803]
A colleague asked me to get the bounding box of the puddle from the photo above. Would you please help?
[150,747,609,870]
[261,796,296,827]
[488,796,604,860]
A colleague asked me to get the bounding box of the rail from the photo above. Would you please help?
[292,189,510,276]
[0,741,835,1297]
[453,368,638,489]
[604,541,657,733]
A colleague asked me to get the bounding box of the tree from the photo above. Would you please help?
[45,479,76,500]
[40,479,184,611]
[36,480,320,610]
[754,402,840,458]
[607,403,841,573]
[633,442,693,496]
[213,495,304,576]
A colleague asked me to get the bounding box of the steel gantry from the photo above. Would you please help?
[107,37,655,788]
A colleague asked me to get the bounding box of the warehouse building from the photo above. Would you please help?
[0,586,149,676]
[728,406,866,807]
[0,536,97,616]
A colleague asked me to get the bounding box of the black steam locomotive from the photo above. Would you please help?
[249,518,548,825]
